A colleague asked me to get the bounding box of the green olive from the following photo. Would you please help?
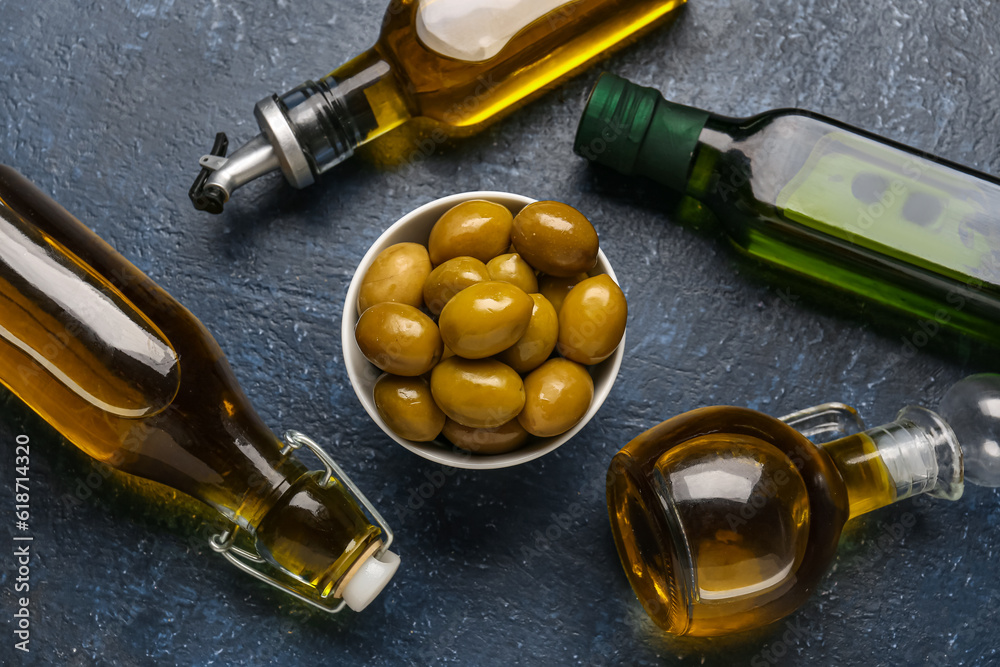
[517,359,594,438]
[486,253,538,294]
[422,256,490,315]
[557,275,628,365]
[374,374,446,442]
[438,281,533,359]
[497,293,558,374]
[442,418,530,455]
[427,200,513,265]
[511,201,599,277]
[355,303,442,376]
[557,274,627,365]
[537,272,588,315]
[430,357,525,428]
[357,242,432,314]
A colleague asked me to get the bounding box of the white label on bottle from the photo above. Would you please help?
[416,0,578,62]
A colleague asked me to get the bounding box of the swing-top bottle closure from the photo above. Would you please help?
[210,430,400,614]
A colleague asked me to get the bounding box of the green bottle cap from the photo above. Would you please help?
[574,73,710,191]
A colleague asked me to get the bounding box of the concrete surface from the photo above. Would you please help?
[1,0,998,665]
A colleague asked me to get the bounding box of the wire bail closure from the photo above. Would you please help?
[209,430,394,613]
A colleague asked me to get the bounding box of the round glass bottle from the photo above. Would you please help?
[607,375,1000,636]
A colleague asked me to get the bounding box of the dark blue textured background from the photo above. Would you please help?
[2,1,999,665]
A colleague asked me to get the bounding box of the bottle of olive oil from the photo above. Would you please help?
[606,374,1000,636]
[575,73,1000,346]
[0,166,398,613]
[190,0,686,213]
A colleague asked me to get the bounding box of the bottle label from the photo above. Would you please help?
[415,0,580,62]
[776,132,1000,286]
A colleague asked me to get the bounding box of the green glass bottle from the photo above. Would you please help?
[574,73,1000,346]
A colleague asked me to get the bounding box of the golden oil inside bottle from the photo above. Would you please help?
[0,167,382,599]
[819,433,897,519]
[337,0,686,170]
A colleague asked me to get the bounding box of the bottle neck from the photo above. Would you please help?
[821,406,964,520]
[146,408,390,602]
[252,471,383,595]
[115,397,395,608]
[242,432,400,612]
[138,410,395,609]
[197,49,412,212]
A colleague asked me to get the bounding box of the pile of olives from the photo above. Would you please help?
[354,199,627,455]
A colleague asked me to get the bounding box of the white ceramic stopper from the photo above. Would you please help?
[341,550,401,612]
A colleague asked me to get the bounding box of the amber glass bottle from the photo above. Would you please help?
[0,166,398,613]
[190,0,686,212]
[607,375,1000,636]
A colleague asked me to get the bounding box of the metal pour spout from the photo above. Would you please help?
[189,96,319,214]
[189,56,405,214]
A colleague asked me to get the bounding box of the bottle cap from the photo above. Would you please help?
[341,549,401,612]
[574,73,710,190]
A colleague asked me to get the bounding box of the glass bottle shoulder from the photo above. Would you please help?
[691,110,838,207]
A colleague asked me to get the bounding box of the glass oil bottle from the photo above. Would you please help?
[575,73,1000,347]
[606,375,1000,636]
[190,0,687,212]
[0,165,399,613]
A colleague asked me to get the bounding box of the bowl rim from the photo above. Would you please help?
[341,191,625,470]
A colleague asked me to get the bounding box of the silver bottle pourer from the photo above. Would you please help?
[190,68,388,213]
[189,95,319,214]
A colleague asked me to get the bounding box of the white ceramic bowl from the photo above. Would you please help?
[342,191,625,470]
